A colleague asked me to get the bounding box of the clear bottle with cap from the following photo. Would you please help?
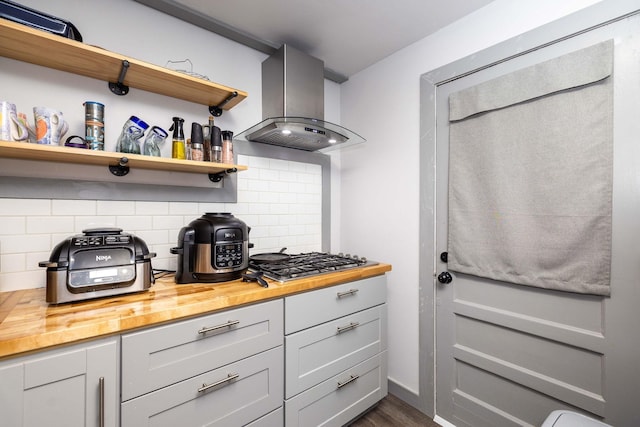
[190,122,204,161]
[211,126,222,163]
[221,130,234,164]
[169,117,185,159]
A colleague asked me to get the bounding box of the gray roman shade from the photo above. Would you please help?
[447,40,613,296]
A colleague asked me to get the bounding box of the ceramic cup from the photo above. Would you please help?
[0,101,29,142]
[34,106,69,145]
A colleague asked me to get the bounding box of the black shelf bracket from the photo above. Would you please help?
[209,91,238,117]
[209,167,237,183]
[109,60,130,95]
[109,157,130,176]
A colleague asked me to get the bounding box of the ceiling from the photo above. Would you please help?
[135,0,494,82]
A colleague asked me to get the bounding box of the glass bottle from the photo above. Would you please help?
[116,116,148,154]
[211,126,222,163]
[190,122,204,161]
[143,126,168,157]
[202,116,214,161]
[169,117,185,159]
[221,130,234,164]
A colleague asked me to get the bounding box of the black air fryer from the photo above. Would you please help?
[171,213,250,284]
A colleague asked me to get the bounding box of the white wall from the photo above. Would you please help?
[339,0,603,398]
[0,0,331,291]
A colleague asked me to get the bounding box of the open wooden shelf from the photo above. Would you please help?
[0,140,247,175]
[0,19,247,111]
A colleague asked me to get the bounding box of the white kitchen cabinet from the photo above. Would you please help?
[121,346,283,426]
[246,407,283,426]
[284,275,387,334]
[284,352,388,427]
[283,275,388,426]
[120,299,284,427]
[285,304,387,398]
[0,336,119,427]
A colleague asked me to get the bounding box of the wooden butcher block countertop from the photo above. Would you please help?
[0,263,391,359]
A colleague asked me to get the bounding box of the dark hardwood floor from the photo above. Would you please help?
[347,394,441,427]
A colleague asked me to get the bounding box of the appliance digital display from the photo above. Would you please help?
[89,268,118,279]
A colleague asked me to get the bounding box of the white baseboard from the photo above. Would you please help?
[434,415,456,427]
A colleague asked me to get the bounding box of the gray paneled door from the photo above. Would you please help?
[434,9,640,427]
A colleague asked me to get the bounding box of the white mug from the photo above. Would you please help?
[34,106,69,145]
[0,101,29,142]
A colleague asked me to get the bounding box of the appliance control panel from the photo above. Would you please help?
[72,235,131,246]
[213,228,244,269]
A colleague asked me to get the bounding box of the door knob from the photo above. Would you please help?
[437,271,453,284]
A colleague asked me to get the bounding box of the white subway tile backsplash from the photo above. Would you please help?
[0,217,26,235]
[0,271,44,291]
[197,202,226,214]
[247,179,270,192]
[134,229,169,246]
[75,216,117,231]
[269,158,290,171]
[0,155,323,292]
[259,169,280,181]
[27,216,75,234]
[26,252,49,271]
[1,234,50,254]
[135,201,169,215]
[1,253,26,273]
[52,199,96,216]
[259,192,280,204]
[97,200,135,215]
[169,202,200,215]
[153,215,187,230]
[117,215,155,231]
[289,162,309,173]
[0,198,50,216]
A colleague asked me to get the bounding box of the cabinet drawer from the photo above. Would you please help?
[285,304,387,398]
[284,351,388,427]
[121,346,283,427]
[284,275,386,334]
[121,299,282,400]
[245,407,283,427]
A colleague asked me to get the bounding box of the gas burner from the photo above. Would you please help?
[249,252,376,283]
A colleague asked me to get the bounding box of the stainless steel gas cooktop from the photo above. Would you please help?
[249,252,376,283]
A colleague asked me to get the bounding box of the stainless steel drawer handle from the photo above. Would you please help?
[337,374,360,389]
[337,288,359,298]
[198,320,240,335]
[197,372,239,393]
[336,322,360,334]
[99,376,105,427]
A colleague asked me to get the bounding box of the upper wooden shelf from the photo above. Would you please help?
[0,19,248,111]
[0,140,247,176]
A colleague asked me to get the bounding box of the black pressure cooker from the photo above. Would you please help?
[171,213,251,284]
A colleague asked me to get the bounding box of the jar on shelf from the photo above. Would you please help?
[116,116,148,154]
[221,130,233,164]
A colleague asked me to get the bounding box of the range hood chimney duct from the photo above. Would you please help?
[236,45,364,152]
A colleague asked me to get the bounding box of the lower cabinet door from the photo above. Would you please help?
[284,352,388,427]
[0,337,118,427]
[121,346,283,427]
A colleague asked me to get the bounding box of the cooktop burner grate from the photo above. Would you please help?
[249,252,376,283]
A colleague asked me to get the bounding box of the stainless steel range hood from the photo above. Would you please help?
[236,45,365,152]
